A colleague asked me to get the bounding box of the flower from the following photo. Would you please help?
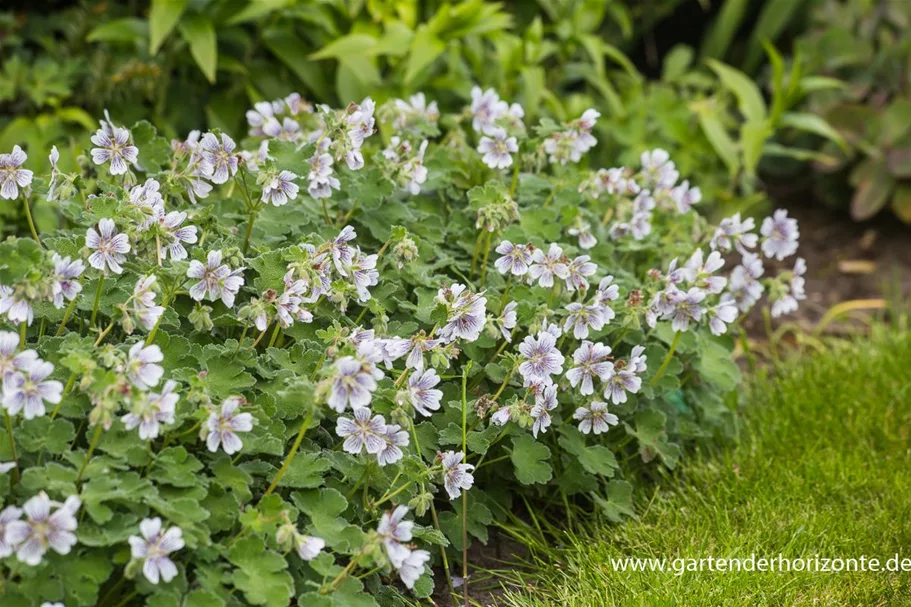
[262,170,300,206]
[603,363,642,404]
[404,333,443,371]
[707,296,739,335]
[393,93,440,129]
[669,287,706,332]
[405,368,443,416]
[199,133,238,184]
[682,249,727,294]
[2,360,63,419]
[0,330,38,380]
[441,450,475,499]
[376,423,408,466]
[398,549,431,589]
[564,255,597,291]
[477,126,518,169]
[470,87,508,132]
[0,286,33,326]
[306,153,340,199]
[564,302,605,339]
[90,125,139,175]
[566,341,613,395]
[529,243,569,289]
[187,250,245,307]
[327,354,383,412]
[132,275,166,331]
[710,213,757,253]
[157,210,198,261]
[771,257,807,318]
[126,343,164,390]
[436,283,488,343]
[495,301,518,342]
[494,241,533,276]
[86,218,131,274]
[336,407,386,455]
[760,209,800,260]
[568,222,597,249]
[629,345,648,374]
[670,180,701,213]
[573,401,619,435]
[0,505,23,558]
[205,397,254,454]
[640,148,678,190]
[50,254,85,309]
[295,534,325,560]
[121,380,179,440]
[518,331,565,385]
[728,252,765,312]
[530,384,558,437]
[400,140,430,195]
[377,505,414,568]
[0,145,33,199]
[128,518,184,584]
[593,276,619,323]
[4,493,80,565]
[47,145,60,200]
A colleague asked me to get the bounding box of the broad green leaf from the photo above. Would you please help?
[693,102,739,176]
[851,160,894,221]
[706,59,767,123]
[228,536,294,606]
[700,0,750,60]
[591,480,635,522]
[309,33,377,61]
[780,112,848,150]
[404,26,445,85]
[179,13,218,83]
[740,120,772,176]
[149,0,188,54]
[509,435,552,485]
[86,18,147,43]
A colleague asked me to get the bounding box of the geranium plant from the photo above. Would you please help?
[0,86,803,606]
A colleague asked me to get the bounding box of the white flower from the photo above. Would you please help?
[4,493,80,565]
[262,170,300,206]
[205,397,254,454]
[0,330,38,380]
[670,180,701,213]
[707,296,739,335]
[121,380,179,440]
[400,140,429,195]
[156,210,198,261]
[0,145,33,199]
[477,126,518,169]
[530,384,558,438]
[495,301,518,342]
[760,209,800,260]
[336,407,386,455]
[0,504,22,558]
[375,423,408,466]
[771,257,807,318]
[90,125,139,175]
[565,341,613,395]
[494,241,533,276]
[187,250,245,307]
[199,133,238,184]
[405,368,443,416]
[529,243,569,289]
[711,213,757,253]
[470,87,508,132]
[306,153,340,199]
[50,254,85,309]
[573,401,618,435]
[132,275,166,331]
[327,351,384,412]
[564,302,605,339]
[2,360,62,419]
[640,148,678,190]
[126,343,164,390]
[518,331,565,385]
[86,218,131,274]
[682,249,727,294]
[399,549,431,589]
[128,517,184,584]
[568,222,597,249]
[377,505,414,568]
[0,285,33,326]
[436,283,488,343]
[441,450,475,499]
[294,533,325,561]
[728,252,765,312]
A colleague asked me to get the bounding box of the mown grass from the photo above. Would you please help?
[497,328,911,606]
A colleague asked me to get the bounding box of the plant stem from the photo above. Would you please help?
[479,230,493,286]
[267,322,282,348]
[491,363,517,401]
[4,413,19,484]
[499,276,512,314]
[234,325,249,353]
[509,162,520,198]
[94,321,115,347]
[18,322,26,350]
[89,275,105,328]
[650,331,682,387]
[22,194,43,247]
[49,374,76,421]
[461,362,471,607]
[56,298,77,336]
[262,408,315,497]
[250,325,270,349]
[469,230,485,279]
[76,424,103,483]
[243,206,259,255]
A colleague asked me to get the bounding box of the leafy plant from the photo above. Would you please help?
[0,85,806,605]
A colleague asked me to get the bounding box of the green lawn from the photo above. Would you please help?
[499,329,911,606]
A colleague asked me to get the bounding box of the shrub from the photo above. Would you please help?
[0,87,806,605]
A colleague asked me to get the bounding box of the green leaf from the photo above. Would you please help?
[740,120,772,177]
[149,0,188,54]
[558,426,618,477]
[404,26,446,85]
[706,59,767,123]
[694,102,740,177]
[851,160,895,221]
[700,0,750,61]
[86,18,148,43]
[591,480,635,522]
[179,13,217,83]
[309,34,377,61]
[509,435,552,485]
[276,452,330,488]
[627,409,682,469]
[779,112,848,151]
[891,184,911,223]
[227,536,294,606]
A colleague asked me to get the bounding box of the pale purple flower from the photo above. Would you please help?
[399,549,431,589]
[573,401,618,435]
[530,384,558,437]
[563,302,605,339]
[400,140,429,195]
[760,209,800,260]
[568,222,597,249]
[295,534,325,560]
[640,148,678,190]
[529,243,569,289]
[669,287,706,332]
[328,225,357,275]
[90,126,138,175]
[336,407,386,455]
[2,360,62,419]
[728,252,765,312]
[629,345,647,374]
[345,97,376,149]
[187,250,245,307]
[437,283,488,343]
[478,126,518,169]
[406,368,443,416]
[566,341,613,395]
[86,218,130,274]
[518,331,565,384]
[496,301,518,342]
[376,423,408,466]
[199,133,238,184]
[372,337,411,369]
[404,334,443,371]
[603,364,641,404]
[5,493,80,565]
[0,145,33,199]
[121,380,179,440]
[564,255,597,292]
[0,331,36,380]
[155,210,198,261]
[0,504,22,558]
[262,170,300,206]
[128,517,184,584]
[377,505,414,568]
[682,249,727,294]
[132,275,165,331]
[441,450,475,499]
[470,87,508,132]
[327,355,383,412]
[205,397,253,454]
[670,180,701,213]
[593,276,619,323]
[495,241,533,276]
[771,257,807,318]
[708,296,739,335]
[346,248,379,302]
[711,213,757,253]
[50,254,85,309]
[126,343,164,390]
[306,153,340,199]
[0,286,33,326]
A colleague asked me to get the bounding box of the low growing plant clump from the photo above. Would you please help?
[0,87,804,606]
